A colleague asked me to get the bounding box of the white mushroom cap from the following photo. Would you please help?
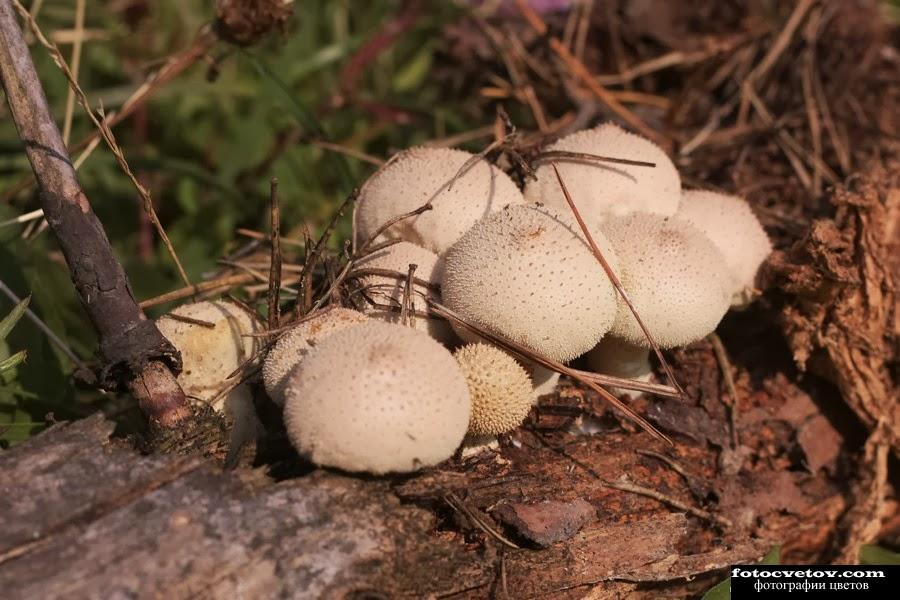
[524,123,680,224]
[261,307,369,405]
[677,190,772,307]
[156,300,261,411]
[283,321,471,474]
[442,204,620,362]
[354,147,524,255]
[352,241,455,344]
[454,343,533,436]
[530,364,561,402]
[585,336,655,396]
[601,213,731,348]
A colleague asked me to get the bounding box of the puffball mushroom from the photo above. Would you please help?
[677,190,772,307]
[354,147,524,255]
[454,343,533,436]
[352,241,455,344]
[521,361,561,403]
[524,123,681,224]
[156,300,261,411]
[442,204,620,362]
[283,321,471,474]
[586,213,731,382]
[261,307,369,405]
[156,300,263,450]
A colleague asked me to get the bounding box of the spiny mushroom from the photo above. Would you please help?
[283,321,471,474]
[261,307,369,405]
[352,241,455,343]
[585,213,731,384]
[354,147,524,255]
[524,123,681,224]
[454,343,533,436]
[442,204,620,362]
[156,300,262,446]
[677,190,772,307]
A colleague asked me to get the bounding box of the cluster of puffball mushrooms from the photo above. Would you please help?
[156,123,771,475]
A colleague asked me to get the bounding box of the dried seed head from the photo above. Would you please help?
[454,343,533,436]
[442,204,620,362]
[525,123,680,224]
[677,190,772,307]
[600,213,731,348]
[353,241,455,343]
[354,147,524,255]
[156,300,261,411]
[283,321,471,474]
[261,307,369,405]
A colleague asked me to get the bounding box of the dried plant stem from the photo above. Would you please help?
[235,228,306,248]
[400,263,417,327]
[534,150,656,169]
[603,477,731,528]
[297,191,358,316]
[709,332,740,449]
[60,0,85,145]
[356,202,433,255]
[312,140,384,166]
[550,164,685,399]
[0,2,187,425]
[139,274,255,309]
[12,0,191,288]
[569,368,680,399]
[444,492,521,549]
[266,179,282,330]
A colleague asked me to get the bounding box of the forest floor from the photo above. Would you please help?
[1,1,898,598]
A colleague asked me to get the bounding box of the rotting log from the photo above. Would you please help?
[0,416,773,599]
[0,1,187,426]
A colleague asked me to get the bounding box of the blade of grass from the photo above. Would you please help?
[0,296,29,340]
[0,350,26,374]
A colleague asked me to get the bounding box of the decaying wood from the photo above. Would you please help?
[0,416,774,599]
[0,1,187,426]
[765,162,900,453]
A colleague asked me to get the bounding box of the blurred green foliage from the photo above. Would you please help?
[0,0,478,444]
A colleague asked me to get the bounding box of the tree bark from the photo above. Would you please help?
[0,0,187,426]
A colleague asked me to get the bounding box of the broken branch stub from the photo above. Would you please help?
[0,2,187,426]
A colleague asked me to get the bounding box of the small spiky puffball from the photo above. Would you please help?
[454,343,533,436]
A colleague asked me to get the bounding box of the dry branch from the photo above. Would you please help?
[0,1,187,426]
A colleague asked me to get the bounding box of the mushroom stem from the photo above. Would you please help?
[585,337,653,395]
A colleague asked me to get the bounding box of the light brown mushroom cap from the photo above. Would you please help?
[442,204,620,362]
[354,147,524,255]
[677,190,772,307]
[454,343,533,436]
[261,307,369,405]
[283,321,471,474]
[601,213,731,348]
[524,123,680,224]
[156,300,261,411]
[353,241,455,344]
